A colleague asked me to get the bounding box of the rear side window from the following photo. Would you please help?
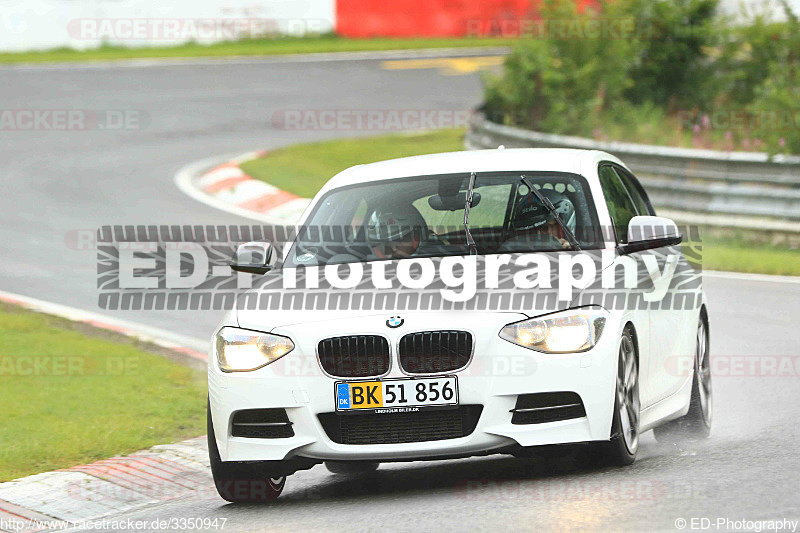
[614,166,655,216]
[598,165,638,243]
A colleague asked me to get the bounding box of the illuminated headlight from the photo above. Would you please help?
[215,327,294,372]
[499,307,608,353]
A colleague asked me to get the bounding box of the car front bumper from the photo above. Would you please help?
[209,313,621,463]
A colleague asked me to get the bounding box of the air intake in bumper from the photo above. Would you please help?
[511,392,586,425]
[318,405,483,445]
[231,408,294,438]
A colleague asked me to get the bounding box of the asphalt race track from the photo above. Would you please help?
[2,54,799,531]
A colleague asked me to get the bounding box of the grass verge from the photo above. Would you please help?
[0,36,513,64]
[241,129,799,276]
[699,241,800,276]
[0,303,206,481]
[241,129,466,198]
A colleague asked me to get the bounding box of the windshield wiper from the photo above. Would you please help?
[463,171,478,255]
[520,175,581,251]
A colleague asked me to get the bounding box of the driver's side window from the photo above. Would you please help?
[598,165,638,244]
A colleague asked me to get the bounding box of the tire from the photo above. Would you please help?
[598,327,640,466]
[324,461,380,475]
[207,400,286,502]
[654,315,712,444]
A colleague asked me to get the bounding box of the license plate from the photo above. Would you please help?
[335,376,458,412]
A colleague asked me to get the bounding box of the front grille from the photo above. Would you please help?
[318,405,483,445]
[231,409,294,438]
[511,392,586,425]
[318,335,390,378]
[398,331,473,374]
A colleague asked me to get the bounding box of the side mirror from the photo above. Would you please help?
[618,216,682,255]
[231,242,273,274]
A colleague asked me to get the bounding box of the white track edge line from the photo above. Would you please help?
[701,270,800,284]
[0,289,208,356]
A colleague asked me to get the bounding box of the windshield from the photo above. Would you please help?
[285,171,601,267]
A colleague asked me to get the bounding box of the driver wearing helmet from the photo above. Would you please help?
[366,206,426,259]
[509,188,577,250]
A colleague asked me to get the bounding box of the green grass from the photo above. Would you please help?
[700,240,800,276]
[241,129,466,198]
[0,304,206,481]
[241,129,799,276]
[0,35,514,64]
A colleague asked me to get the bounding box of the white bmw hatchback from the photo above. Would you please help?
[207,148,712,501]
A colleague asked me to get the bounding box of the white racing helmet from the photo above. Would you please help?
[513,189,577,234]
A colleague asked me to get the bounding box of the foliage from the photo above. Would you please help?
[624,0,720,110]
[483,0,800,155]
[714,14,789,107]
[744,2,800,155]
[484,0,637,135]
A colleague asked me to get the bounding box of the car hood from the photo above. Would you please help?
[234,260,583,331]
[237,307,535,332]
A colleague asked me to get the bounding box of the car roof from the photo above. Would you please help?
[321,148,625,192]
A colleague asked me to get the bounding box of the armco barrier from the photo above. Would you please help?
[465,114,800,243]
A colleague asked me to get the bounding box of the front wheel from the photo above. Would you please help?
[654,316,712,444]
[597,327,640,466]
[207,401,286,502]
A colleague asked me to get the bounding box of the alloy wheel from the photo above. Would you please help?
[617,335,640,454]
[696,320,713,427]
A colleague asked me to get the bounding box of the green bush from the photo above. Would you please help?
[714,16,789,108]
[744,4,800,155]
[483,0,637,136]
[482,0,800,155]
[483,0,722,133]
[624,0,720,110]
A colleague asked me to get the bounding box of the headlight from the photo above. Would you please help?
[500,307,607,353]
[216,327,294,372]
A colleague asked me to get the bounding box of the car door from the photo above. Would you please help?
[612,165,693,403]
[596,164,656,407]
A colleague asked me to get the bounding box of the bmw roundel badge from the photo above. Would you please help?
[386,316,404,328]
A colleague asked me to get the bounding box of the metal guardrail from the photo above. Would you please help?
[465,115,800,222]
